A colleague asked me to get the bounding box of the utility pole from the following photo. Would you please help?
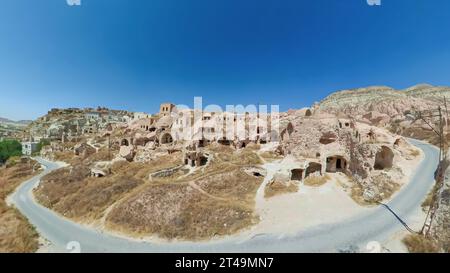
[411,103,447,236]
[107,132,112,161]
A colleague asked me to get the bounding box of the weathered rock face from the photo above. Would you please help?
[317,84,450,122]
[431,186,450,251]
[278,110,417,202]
[74,143,96,157]
[119,145,135,161]
[25,107,132,141]
[319,131,338,145]
[430,161,450,252]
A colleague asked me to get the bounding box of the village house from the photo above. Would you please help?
[159,103,176,117]
[21,141,38,156]
[133,112,152,121]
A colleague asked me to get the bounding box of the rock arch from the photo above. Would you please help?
[281,122,294,141]
[121,139,129,146]
[160,133,173,144]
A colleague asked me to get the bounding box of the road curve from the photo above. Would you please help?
[10,139,439,253]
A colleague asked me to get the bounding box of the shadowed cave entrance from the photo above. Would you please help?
[305,162,322,178]
[326,156,347,173]
[374,146,394,170]
[291,169,304,181]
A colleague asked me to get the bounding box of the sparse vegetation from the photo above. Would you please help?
[372,173,400,201]
[304,174,331,187]
[35,147,264,240]
[403,234,441,253]
[349,173,400,205]
[259,151,283,162]
[422,183,440,211]
[350,182,375,206]
[0,158,40,252]
[409,148,421,157]
[34,161,147,222]
[264,180,298,198]
[106,181,258,240]
[105,150,263,240]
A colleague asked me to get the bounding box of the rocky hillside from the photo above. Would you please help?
[317,84,450,118]
[316,84,450,145]
[24,107,133,142]
[404,84,450,102]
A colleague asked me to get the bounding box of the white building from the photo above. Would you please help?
[133,112,151,121]
[22,141,38,156]
[85,111,101,120]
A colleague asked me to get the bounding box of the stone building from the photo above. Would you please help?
[22,141,38,156]
[159,103,176,117]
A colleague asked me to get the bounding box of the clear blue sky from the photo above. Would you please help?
[1,0,450,120]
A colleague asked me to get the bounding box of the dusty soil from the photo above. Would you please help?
[0,158,40,253]
[264,180,298,199]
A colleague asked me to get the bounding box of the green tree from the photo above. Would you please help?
[0,140,22,163]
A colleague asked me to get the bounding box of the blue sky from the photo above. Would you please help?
[1,0,450,120]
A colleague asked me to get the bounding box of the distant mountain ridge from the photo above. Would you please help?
[0,117,32,125]
[317,84,450,118]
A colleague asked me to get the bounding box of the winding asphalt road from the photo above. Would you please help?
[10,139,439,253]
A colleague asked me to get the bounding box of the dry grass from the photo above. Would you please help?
[87,148,112,163]
[206,143,235,154]
[104,148,264,240]
[36,140,265,240]
[54,151,81,165]
[264,180,298,199]
[106,181,258,240]
[422,183,439,212]
[259,151,283,162]
[373,173,400,201]
[112,153,183,180]
[0,158,40,253]
[403,234,441,253]
[349,174,400,206]
[34,165,91,208]
[409,149,421,157]
[350,182,374,206]
[34,162,152,222]
[53,143,117,166]
[304,174,331,187]
[194,168,262,202]
[212,149,262,166]
[35,151,184,220]
[242,143,260,151]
